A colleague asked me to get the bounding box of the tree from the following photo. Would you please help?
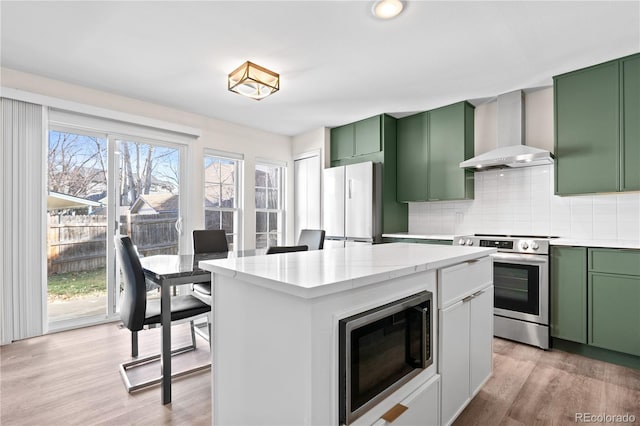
[48,131,179,207]
[118,141,178,207]
[48,132,107,198]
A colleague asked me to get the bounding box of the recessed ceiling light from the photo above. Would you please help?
[372,0,404,19]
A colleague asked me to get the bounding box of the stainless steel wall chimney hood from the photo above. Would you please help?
[460,90,554,170]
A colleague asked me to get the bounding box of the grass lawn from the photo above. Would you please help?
[48,268,106,301]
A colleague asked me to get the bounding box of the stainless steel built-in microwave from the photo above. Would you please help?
[339,291,433,425]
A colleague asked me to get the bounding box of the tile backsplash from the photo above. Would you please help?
[408,164,640,241]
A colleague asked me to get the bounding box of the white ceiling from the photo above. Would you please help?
[1,1,639,136]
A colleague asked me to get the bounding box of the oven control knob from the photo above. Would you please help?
[531,242,539,251]
[521,242,529,250]
[466,239,474,246]
[459,239,466,245]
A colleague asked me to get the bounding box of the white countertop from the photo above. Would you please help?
[382,233,455,241]
[551,238,640,249]
[199,243,495,299]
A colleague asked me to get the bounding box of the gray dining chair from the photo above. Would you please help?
[297,229,326,250]
[265,245,309,255]
[115,236,211,392]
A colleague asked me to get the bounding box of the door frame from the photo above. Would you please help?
[293,149,322,241]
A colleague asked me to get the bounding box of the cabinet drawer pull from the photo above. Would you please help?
[462,295,474,303]
[467,259,479,264]
[381,403,409,423]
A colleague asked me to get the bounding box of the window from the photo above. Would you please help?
[255,161,285,249]
[204,151,242,250]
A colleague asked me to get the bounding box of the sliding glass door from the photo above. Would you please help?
[46,128,184,329]
[46,128,109,325]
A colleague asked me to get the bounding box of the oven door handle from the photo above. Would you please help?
[491,253,548,264]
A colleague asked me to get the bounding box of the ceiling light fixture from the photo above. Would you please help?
[228,61,279,100]
[372,0,404,19]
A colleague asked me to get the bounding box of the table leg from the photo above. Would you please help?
[161,280,171,404]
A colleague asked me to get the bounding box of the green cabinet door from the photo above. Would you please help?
[354,115,381,156]
[622,55,640,191]
[588,272,640,356]
[550,247,587,343]
[555,61,620,195]
[330,124,354,162]
[396,112,428,202]
[428,102,474,201]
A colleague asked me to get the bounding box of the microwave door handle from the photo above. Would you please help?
[409,306,429,368]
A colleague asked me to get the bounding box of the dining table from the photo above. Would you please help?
[139,249,261,404]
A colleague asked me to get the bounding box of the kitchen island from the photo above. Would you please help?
[200,243,495,426]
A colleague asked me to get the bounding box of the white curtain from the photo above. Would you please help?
[1,98,46,344]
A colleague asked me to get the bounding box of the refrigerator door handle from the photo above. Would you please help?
[348,179,352,199]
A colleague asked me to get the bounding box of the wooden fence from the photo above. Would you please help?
[48,213,179,274]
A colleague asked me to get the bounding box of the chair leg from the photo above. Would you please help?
[190,320,197,349]
[131,331,138,358]
[120,324,208,393]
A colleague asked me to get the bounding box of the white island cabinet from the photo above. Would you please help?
[199,243,495,426]
[438,257,494,425]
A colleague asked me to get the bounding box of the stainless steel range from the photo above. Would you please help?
[453,234,553,349]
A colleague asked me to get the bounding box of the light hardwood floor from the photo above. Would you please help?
[1,324,639,425]
[0,322,211,426]
[454,338,640,426]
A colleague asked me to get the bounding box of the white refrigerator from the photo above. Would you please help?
[322,161,382,249]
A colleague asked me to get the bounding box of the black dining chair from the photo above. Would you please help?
[297,229,326,250]
[192,229,229,299]
[115,236,211,392]
[265,245,309,255]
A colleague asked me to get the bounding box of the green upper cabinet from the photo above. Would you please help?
[330,124,354,162]
[554,61,620,195]
[428,102,475,201]
[622,55,640,191]
[328,115,408,234]
[354,115,381,156]
[550,246,587,344]
[330,115,382,162]
[554,53,640,195]
[396,101,474,202]
[397,112,428,202]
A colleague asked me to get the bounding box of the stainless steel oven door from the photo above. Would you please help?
[491,252,549,325]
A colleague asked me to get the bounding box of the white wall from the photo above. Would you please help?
[409,87,640,242]
[525,88,554,153]
[1,67,295,249]
[409,165,640,241]
[291,127,329,166]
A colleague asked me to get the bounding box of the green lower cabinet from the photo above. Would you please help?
[588,272,640,356]
[550,247,587,343]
